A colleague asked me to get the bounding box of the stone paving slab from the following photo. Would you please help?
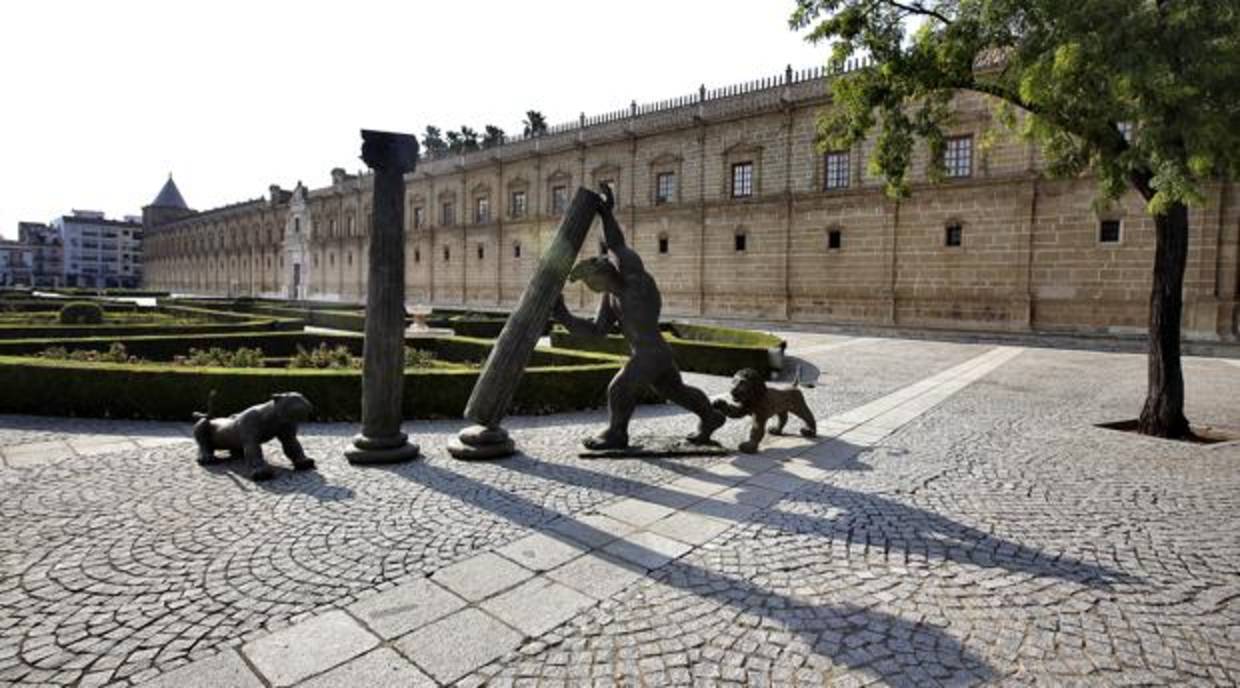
[495,532,587,572]
[602,530,694,569]
[135,650,262,688]
[429,552,534,602]
[598,496,679,526]
[394,609,522,685]
[297,648,434,688]
[546,552,646,600]
[646,510,733,546]
[242,610,377,687]
[544,512,637,549]
[346,576,467,640]
[479,576,595,636]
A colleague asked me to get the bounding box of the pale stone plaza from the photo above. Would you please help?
[2,332,1238,687]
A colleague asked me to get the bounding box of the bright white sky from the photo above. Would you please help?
[0,0,826,239]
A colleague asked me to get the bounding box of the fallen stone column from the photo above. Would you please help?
[449,187,598,459]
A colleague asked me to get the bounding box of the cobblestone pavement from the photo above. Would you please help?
[0,334,1237,687]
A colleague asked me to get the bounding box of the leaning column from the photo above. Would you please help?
[346,129,421,465]
[449,187,598,459]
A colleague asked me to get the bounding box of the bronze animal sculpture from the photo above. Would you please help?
[193,392,316,481]
[713,368,816,453]
[552,184,725,450]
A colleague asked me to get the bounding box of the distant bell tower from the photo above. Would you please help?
[142,174,195,228]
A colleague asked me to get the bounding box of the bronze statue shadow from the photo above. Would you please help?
[199,460,354,502]
[391,458,997,685]
[500,445,1135,591]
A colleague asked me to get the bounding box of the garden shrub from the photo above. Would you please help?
[58,302,105,325]
[174,347,266,368]
[38,342,140,364]
[290,344,356,369]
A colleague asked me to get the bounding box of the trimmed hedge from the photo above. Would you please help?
[58,302,105,324]
[551,322,785,376]
[0,333,625,420]
[0,304,303,340]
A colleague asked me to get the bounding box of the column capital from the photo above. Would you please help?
[361,130,419,174]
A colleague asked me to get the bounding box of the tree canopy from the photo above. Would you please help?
[790,0,1240,212]
[523,110,548,137]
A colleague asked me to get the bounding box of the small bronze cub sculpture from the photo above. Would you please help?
[193,392,316,482]
[713,368,816,453]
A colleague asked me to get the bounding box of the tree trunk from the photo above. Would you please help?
[1137,200,1191,438]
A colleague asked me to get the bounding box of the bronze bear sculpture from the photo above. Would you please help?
[193,392,316,481]
[712,368,817,453]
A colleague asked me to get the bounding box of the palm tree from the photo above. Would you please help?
[522,110,548,137]
[459,126,480,153]
[422,126,447,157]
[482,125,506,149]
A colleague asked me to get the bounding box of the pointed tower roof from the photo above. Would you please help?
[150,174,188,209]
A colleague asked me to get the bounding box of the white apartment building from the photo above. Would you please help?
[52,210,144,288]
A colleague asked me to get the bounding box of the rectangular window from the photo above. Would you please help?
[412,207,424,229]
[477,243,485,260]
[945,224,963,247]
[513,242,521,259]
[510,191,527,218]
[443,246,450,262]
[655,172,676,204]
[658,235,669,254]
[943,136,973,178]
[475,197,490,224]
[734,232,747,252]
[731,162,753,198]
[827,229,842,250]
[441,202,455,226]
[1099,220,1121,243]
[824,151,850,190]
[551,186,568,214]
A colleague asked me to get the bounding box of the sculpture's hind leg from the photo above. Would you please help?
[794,395,817,437]
[770,411,789,435]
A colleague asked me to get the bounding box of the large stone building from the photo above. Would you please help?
[142,67,1240,340]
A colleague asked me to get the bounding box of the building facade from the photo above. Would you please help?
[142,68,1240,340]
[16,222,64,287]
[0,240,34,286]
[50,211,144,288]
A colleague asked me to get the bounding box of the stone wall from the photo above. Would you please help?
[142,73,1240,340]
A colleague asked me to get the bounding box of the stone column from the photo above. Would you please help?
[449,187,598,459]
[346,129,421,465]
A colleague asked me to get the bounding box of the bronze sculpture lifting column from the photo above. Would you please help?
[345,129,421,465]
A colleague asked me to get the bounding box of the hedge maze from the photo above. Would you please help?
[0,293,782,421]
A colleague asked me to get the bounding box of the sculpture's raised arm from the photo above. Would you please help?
[596,184,643,275]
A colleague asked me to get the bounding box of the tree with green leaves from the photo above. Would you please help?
[482,125,506,149]
[522,110,548,137]
[421,126,447,157]
[791,0,1240,438]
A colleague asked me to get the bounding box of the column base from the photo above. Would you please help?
[448,424,515,461]
[346,432,420,465]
